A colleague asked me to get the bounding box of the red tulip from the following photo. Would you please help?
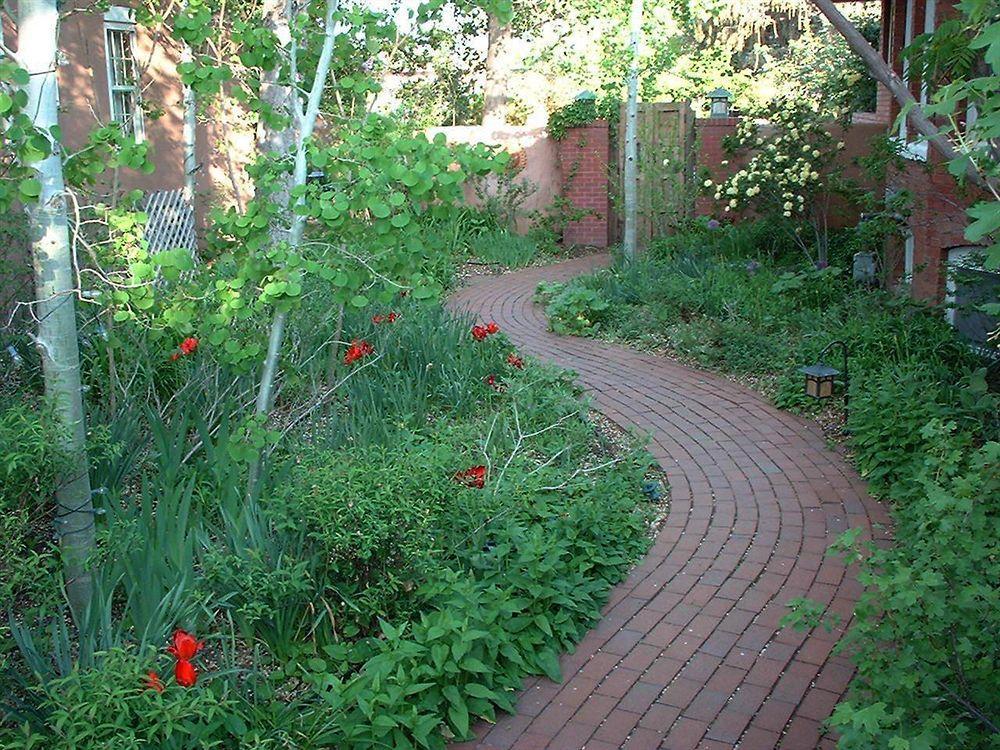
[387,312,400,323]
[454,465,487,489]
[174,659,197,688]
[344,339,375,365]
[484,374,499,390]
[506,353,524,369]
[486,322,500,335]
[167,628,203,661]
[471,325,488,341]
[144,671,164,693]
[179,337,198,355]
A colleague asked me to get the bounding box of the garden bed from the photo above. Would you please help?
[1,298,662,749]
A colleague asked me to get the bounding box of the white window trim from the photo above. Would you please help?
[103,7,145,142]
[896,0,935,162]
[903,229,915,285]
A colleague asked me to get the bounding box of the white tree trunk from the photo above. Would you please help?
[181,44,197,202]
[253,0,339,426]
[19,0,95,620]
[622,0,643,258]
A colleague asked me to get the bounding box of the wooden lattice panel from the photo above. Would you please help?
[144,189,197,256]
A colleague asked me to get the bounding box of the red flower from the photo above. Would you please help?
[486,322,500,335]
[454,465,487,489]
[387,312,400,323]
[506,353,524,369]
[372,314,385,325]
[471,325,488,341]
[167,629,203,661]
[174,659,197,688]
[144,671,164,693]
[344,339,375,365]
[484,374,500,390]
[179,337,198,355]
[372,312,400,325]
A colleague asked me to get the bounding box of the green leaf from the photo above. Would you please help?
[368,199,391,219]
[448,701,469,738]
[464,682,496,700]
[536,649,561,681]
[18,178,42,199]
[965,201,1000,242]
[350,294,369,308]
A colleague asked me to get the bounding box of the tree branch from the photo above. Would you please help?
[810,0,995,191]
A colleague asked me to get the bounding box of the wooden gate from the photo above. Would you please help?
[612,102,695,247]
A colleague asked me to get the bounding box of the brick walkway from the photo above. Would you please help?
[447,256,891,750]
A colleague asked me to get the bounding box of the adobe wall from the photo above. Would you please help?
[427,125,561,235]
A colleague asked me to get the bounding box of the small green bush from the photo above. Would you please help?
[271,437,472,631]
[536,281,610,335]
[0,400,60,611]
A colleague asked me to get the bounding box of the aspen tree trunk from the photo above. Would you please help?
[250,0,339,494]
[20,0,95,621]
[181,45,197,202]
[622,0,643,258]
[481,14,511,127]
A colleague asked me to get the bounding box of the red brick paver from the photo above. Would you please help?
[447,256,891,750]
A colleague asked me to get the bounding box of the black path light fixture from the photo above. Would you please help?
[800,340,850,412]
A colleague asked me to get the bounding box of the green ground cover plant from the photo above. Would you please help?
[538,218,1000,749]
[1,293,657,750]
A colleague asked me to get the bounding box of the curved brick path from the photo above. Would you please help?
[447,255,891,750]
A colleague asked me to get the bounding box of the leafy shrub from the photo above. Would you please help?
[271,437,472,632]
[828,428,1000,750]
[848,366,998,493]
[0,401,60,611]
[3,648,245,750]
[301,453,652,749]
[536,281,610,335]
[547,97,619,140]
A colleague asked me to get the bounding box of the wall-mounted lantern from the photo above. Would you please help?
[708,88,731,119]
[800,340,850,411]
[574,90,597,102]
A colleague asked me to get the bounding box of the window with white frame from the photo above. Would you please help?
[945,247,1000,352]
[897,0,935,160]
[104,7,144,141]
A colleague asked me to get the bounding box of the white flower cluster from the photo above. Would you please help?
[710,101,844,220]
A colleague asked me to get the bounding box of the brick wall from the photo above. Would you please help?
[557,122,611,248]
[694,117,740,217]
[890,159,982,301]
[693,117,884,228]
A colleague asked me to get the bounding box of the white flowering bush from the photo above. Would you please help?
[705,98,850,264]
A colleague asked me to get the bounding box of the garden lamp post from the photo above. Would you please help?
[708,88,731,118]
[800,340,849,411]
